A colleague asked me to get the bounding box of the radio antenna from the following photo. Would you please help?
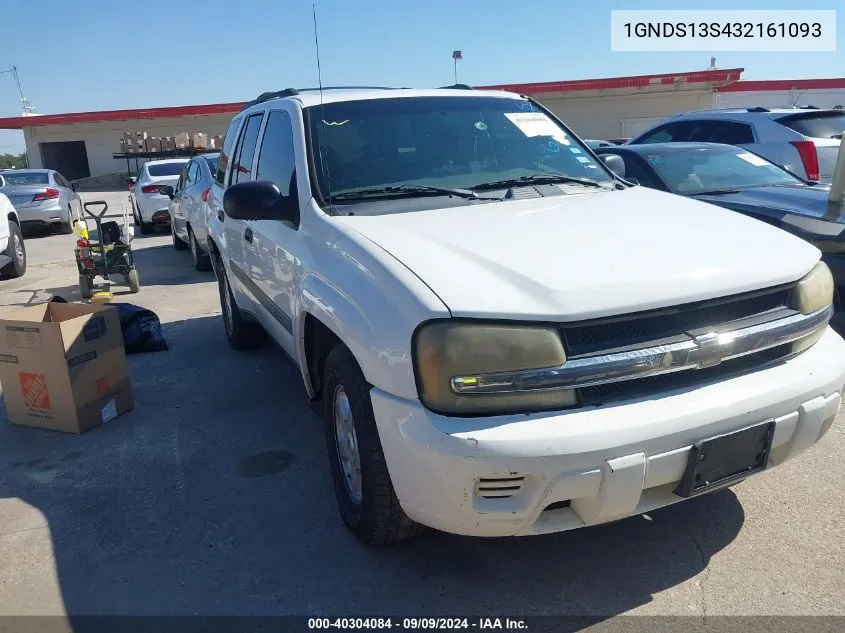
[313,2,332,206]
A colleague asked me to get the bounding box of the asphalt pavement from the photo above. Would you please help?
[0,191,843,624]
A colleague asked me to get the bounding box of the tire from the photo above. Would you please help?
[61,207,74,234]
[322,344,425,545]
[189,228,212,271]
[172,221,188,250]
[78,274,93,299]
[1,221,26,279]
[217,264,266,350]
[127,269,140,293]
[135,204,153,235]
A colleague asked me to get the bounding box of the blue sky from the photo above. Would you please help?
[1,0,842,153]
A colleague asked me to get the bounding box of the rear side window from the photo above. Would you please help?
[232,114,264,185]
[256,110,296,196]
[694,121,755,144]
[635,122,688,144]
[776,112,845,139]
[216,118,242,186]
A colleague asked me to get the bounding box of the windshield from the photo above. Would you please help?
[641,146,803,194]
[147,162,188,177]
[306,96,613,202]
[0,171,49,186]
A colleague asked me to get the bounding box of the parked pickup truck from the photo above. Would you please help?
[0,189,26,279]
[205,87,845,545]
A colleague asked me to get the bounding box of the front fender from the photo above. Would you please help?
[298,273,424,401]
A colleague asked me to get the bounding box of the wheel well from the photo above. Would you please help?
[304,313,342,401]
[8,213,18,225]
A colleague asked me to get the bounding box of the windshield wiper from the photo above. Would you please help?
[471,174,605,191]
[331,185,479,201]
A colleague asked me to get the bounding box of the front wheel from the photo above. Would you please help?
[172,220,188,250]
[1,222,26,279]
[322,344,425,545]
[190,228,212,271]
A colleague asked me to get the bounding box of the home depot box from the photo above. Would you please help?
[191,132,207,149]
[174,132,190,149]
[0,302,134,434]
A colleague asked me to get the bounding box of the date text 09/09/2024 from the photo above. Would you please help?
[623,22,822,38]
[307,618,528,630]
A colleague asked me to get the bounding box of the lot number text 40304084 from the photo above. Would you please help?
[307,618,528,630]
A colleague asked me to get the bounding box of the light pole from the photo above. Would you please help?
[0,66,36,115]
[452,50,462,84]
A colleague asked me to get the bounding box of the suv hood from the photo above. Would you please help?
[337,186,820,321]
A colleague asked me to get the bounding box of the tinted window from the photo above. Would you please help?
[216,118,242,186]
[307,96,612,201]
[187,162,200,185]
[203,155,220,177]
[639,146,801,194]
[619,155,658,187]
[777,112,845,139]
[232,114,264,185]
[635,122,687,144]
[54,173,69,188]
[256,110,296,197]
[148,162,188,177]
[686,121,755,144]
[1,171,49,185]
[175,167,188,192]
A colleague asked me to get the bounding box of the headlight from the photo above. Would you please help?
[794,260,834,314]
[413,321,576,416]
[791,261,834,353]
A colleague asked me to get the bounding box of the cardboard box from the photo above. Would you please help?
[0,302,134,434]
[208,134,224,150]
[175,132,190,149]
[144,137,161,153]
[191,132,207,149]
[161,136,176,151]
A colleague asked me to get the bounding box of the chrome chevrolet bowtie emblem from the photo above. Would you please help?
[691,332,724,368]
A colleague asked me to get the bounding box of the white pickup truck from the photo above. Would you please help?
[205,87,845,545]
[0,187,26,279]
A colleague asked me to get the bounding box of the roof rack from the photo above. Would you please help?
[439,84,473,90]
[240,86,396,111]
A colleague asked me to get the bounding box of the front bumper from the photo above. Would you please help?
[371,328,845,537]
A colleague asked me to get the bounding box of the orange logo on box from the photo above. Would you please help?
[19,373,51,409]
[96,377,110,396]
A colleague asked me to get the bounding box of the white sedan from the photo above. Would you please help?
[129,159,189,234]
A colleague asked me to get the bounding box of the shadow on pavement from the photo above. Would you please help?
[130,245,213,287]
[0,313,744,621]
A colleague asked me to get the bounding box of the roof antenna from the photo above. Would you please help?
[313,2,332,207]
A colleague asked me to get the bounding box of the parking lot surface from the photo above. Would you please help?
[0,192,843,621]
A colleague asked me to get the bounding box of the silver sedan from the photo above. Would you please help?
[161,153,219,271]
[0,169,82,234]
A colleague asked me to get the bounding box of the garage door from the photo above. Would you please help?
[39,141,91,181]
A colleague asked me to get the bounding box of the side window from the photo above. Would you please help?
[231,113,264,185]
[705,121,755,145]
[256,110,297,199]
[636,122,688,144]
[216,118,242,186]
[54,173,68,188]
[187,162,200,185]
[175,167,188,192]
[621,155,658,188]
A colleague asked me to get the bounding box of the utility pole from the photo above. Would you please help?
[452,50,462,84]
[0,66,37,114]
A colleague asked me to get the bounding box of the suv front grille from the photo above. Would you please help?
[562,286,793,357]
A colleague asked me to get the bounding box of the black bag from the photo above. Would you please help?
[113,302,169,354]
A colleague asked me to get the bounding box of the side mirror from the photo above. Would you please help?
[223,181,299,223]
[71,182,78,192]
[599,154,626,179]
[159,185,175,199]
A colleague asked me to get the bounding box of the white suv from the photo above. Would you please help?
[0,191,25,279]
[206,87,845,545]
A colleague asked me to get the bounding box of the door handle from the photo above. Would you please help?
[244,227,253,243]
